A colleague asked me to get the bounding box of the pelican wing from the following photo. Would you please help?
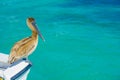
[8,37,37,64]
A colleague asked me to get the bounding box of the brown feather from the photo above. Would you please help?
[8,33,38,64]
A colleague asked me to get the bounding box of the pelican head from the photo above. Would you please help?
[27,17,45,41]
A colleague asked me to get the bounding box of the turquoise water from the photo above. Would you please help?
[0,0,120,80]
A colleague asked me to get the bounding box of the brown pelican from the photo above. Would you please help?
[8,17,45,64]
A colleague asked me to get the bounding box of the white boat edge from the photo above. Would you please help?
[0,53,32,80]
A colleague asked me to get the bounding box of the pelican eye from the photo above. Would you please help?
[28,17,35,22]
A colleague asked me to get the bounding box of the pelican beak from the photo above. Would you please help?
[32,22,45,42]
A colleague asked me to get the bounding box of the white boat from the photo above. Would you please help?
[0,53,32,80]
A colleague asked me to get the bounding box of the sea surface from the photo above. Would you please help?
[0,0,120,80]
